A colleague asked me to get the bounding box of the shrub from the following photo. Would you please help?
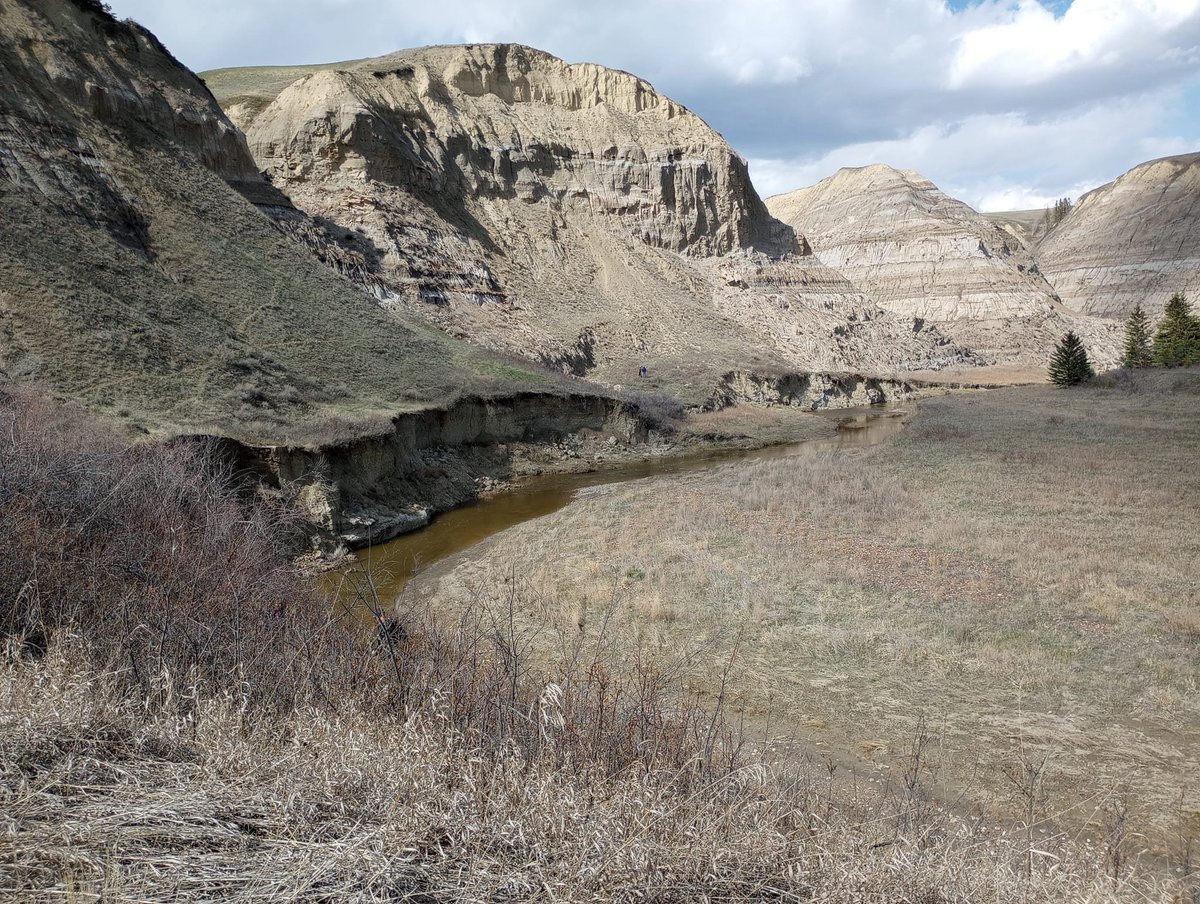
[0,387,738,775]
[620,389,686,429]
[0,388,359,710]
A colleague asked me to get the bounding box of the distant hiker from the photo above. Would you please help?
[639,365,648,378]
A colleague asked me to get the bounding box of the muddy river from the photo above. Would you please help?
[333,404,912,606]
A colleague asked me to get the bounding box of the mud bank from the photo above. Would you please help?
[225,377,925,552]
[221,393,655,550]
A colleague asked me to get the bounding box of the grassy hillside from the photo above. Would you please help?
[0,136,566,444]
[0,0,571,445]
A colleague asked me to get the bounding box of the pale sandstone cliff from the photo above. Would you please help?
[767,165,1120,366]
[1037,153,1200,318]
[205,46,976,400]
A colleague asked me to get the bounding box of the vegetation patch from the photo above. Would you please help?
[417,374,1200,867]
[2,388,1186,900]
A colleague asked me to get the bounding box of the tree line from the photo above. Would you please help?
[1050,292,1200,386]
[1041,196,1074,232]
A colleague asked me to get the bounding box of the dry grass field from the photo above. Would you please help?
[415,369,1200,856]
[4,385,1192,900]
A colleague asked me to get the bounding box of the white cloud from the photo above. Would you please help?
[949,0,1200,89]
[105,0,1200,209]
[751,90,1195,209]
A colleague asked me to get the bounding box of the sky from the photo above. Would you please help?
[105,0,1200,211]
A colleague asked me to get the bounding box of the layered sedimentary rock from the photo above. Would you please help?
[0,0,557,441]
[766,165,1120,366]
[205,46,974,399]
[1037,153,1200,318]
[983,209,1050,249]
[766,165,1057,321]
[0,0,257,247]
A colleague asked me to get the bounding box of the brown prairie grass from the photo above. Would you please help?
[8,639,1180,903]
[2,384,1189,900]
[418,371,1200,860]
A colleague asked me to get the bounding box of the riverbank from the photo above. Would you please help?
[404,368,1200,857]
[2,384,1189,901]
[335,404,912,604]
[224,371,946,555]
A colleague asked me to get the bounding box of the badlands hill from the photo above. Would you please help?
[202,46,975,400]
[1036,153,1200,318]
[984,208,1050,247]
[0,0,578,443]
[766,165,1119,367]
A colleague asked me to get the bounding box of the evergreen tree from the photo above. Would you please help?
[1121,303,1153,368]
[1048,331,1095,386]
[1040,196,1074,232]
[1151,292,1200,367]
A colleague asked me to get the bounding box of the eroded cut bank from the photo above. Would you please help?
[220,374,927,552]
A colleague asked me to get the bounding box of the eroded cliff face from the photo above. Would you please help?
[0,0,258,232]
[0,0,579,445]
[206,46,972,398]
[767,165,1056,321]
[703,371,917,411]
[242,44,797,261]
[1037,153,1200,318]
[230,392,655,549]
[766,165,1121,367]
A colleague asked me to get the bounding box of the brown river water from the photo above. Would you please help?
[333,404,912,607]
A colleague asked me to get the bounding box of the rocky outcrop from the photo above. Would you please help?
[229,391,654,548]
[205,48,973,401]
[238,44,797,260]
[0,1,257,192]
[703,371,917,411]
[766,165,1121,367]
[702,252,982,373]
[766,165,1059,321]
[0,0,259,256]
[983,209,1050,249]
[1037,153,1200,318]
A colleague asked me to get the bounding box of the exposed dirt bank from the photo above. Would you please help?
[217,372,943,552]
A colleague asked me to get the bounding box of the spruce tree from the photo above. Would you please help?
[1040,196,1074,232]
[1121,303,1153,368]
[1152,293,1200,367]
[1048,331,1095,386]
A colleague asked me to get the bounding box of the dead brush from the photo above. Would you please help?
[0,389,1191,901]
[3,640,1182,903]
[0,388,371,712]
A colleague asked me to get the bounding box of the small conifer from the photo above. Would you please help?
[1152,293,1200,367]
[1121,304,1153,368]
[1048,331,1095,386]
